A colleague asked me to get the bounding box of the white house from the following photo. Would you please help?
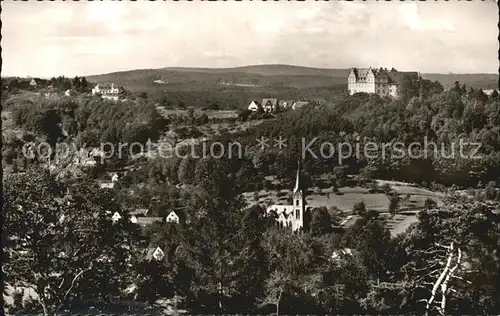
[145,247,165,262]
[92,83,120,96]
[29,79,37,87]
[111,173,120,183]
[166,211,180,224]
[99,181,115,189]
[292,101,310,110]
[111,211,122,223]
[152,247,165,261]
[248,100,261,112]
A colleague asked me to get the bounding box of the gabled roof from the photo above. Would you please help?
[145,246,165,261]
[292,101,310,108]
[96,83,117,90]
[167,208,189,222]
[261,98,278,107]
[386,71,419,84]
[266,204,294,216]
[134,216,164,225]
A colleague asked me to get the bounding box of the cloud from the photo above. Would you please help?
[251,18,285,33]
[399,3,455,31]
[1,1,496,76]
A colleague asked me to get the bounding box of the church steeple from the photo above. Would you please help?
[293,160,301,194]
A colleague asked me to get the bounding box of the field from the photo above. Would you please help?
[242,179,445,236]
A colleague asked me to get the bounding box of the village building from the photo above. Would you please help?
[98,181,115,190]
[64,89,77,97]
[292,100,311,110]
[92,83,121,101]
[279,100,295,109]
[247,100,261,112]
[166,210,180,224]
[29,79,37,87]
[146,247,165,262]
[266,164,312,232]
[130,216,164,226]
[111,211,122,223]
[261,98,278,112]
[348,67,419,98]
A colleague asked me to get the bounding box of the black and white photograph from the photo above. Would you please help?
[1,1,500,315]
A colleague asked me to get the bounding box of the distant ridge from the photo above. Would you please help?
[86,64,499,91]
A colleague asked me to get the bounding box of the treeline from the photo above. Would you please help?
[228,79,500,187]
[4,167,500,315]
[2,76,90,92]
[135,85,345,110]
[10,96,167,147]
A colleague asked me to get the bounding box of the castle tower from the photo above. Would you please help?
[292,161,305,231]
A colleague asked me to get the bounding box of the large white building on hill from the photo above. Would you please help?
[348,67,419,98]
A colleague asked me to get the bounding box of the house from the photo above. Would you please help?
[279,100,294,109]
[29,79,37,87]
[102,94,120,101]
[146,247,165,262]
[92,83,121,101]
[64,89,77,97]
[247,100,261,112]
[331,248,356,264]
[292,100,310,110]
[348,67,419,98]
[266,163,312,231]
[261,98,278,112]
[99,181,115,189]
[166,210,180,224]
[483,89,498,96]
[131,216,164,226]
[111,172,120,183]
[92,83,120,95]
[111,211,122,223]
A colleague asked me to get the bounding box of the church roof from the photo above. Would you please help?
[266,204,294,216]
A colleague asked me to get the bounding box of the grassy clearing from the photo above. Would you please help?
[242,179,445,236]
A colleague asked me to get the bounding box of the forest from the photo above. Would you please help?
[2,74,500,315]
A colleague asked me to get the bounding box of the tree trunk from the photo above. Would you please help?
[276,286,283,316]
[39,297,49,316]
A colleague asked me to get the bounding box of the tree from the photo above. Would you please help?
[3,169,142,315]
[72,76,81,90]
[353,201,366,216]
[175,158,245,312]
[261,229,313,315]
[342,213,392,284]
[424,198,437,210]
[309,207,332,236]
[80,77,88,91]
[233,205,268,311]
[388,194,401,217]
[399,199,500,315]
[485,181,498,200]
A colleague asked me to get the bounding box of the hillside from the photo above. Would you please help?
[87,64,498,92]
[421,73,499,89]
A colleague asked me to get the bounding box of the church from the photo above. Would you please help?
[266,164,312,232]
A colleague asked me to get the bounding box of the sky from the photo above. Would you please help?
[1,1,498,77]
